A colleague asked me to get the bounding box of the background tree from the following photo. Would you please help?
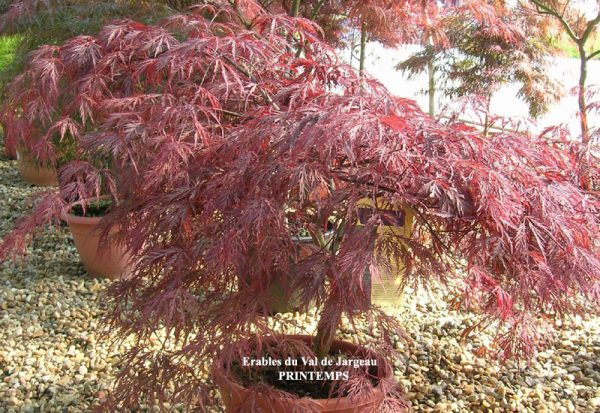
[251,0,420,69]
[0,0,198,84]
[397,0,450,116]
[398,0,560,122]
[0,0,187,156]
[277,0,348,45]
[525,0,600,144]
[525,0,599,190]
[346,0,419,74]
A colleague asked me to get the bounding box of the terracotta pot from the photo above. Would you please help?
[61,197,132,280]
[215,335,394,413]
[262,236,316,314]
[246,235,329,315]
[16,150,58,186]
[1,121,15,159]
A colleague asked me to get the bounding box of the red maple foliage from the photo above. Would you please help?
[0,12,184,164]
[0,1,599,411]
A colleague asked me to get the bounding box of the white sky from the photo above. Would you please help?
[352,43,600,137]
[573,0,599,19]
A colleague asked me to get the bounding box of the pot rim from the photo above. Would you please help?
[215,334,392,406]
[61,195,113,226]
[15,148,56,167]
[292,230,335,243]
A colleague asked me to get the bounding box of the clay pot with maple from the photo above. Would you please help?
[1,41,89,186]
[61,196,133,279]
[0,20,180,275]
[16,149,59,186]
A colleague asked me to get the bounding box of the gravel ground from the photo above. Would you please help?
[0,153,599,413]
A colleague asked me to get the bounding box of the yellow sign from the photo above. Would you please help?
[357,198,414,308]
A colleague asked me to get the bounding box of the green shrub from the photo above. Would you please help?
[0,34,19,68]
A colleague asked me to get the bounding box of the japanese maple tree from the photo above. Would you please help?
[0,1,598,412]
[0,0,180,157]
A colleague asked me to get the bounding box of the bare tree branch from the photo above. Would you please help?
[529,0,579,41]
[587,49,600,61]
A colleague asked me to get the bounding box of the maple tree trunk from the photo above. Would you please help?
[313,296,343,358]
[288,0,303,56]
[313,222,344,358]
[359,22,367,75]
[578,44,591,190]
[427,35,435,116]
[290,0,301,17]
[578,45,590,145]
[427,58,435,116]
[483,94,492,137]
[311,0,325,19]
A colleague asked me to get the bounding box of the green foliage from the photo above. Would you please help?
[0,34,20,105]
[551,33,600,59]
[70,198,113,217]
[0,34,19,70]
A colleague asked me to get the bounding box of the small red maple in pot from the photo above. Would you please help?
[71,3,423,411]
[0,18,182,186]
[0,19,181,275]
